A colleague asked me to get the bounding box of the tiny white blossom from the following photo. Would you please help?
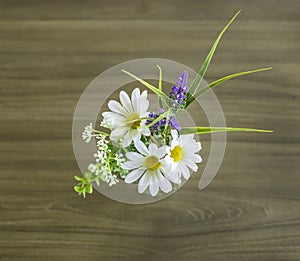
[82,123,94,143]
[100,165,110,177]
[96,134,109,149]
[94,150,107,164]
[88,163,100,175]
[100,119,111,129]
[105,172,119,187]
[114,153,125,165]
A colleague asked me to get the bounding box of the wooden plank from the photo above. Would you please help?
[0,1,299,260]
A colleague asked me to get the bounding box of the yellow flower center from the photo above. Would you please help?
[170,146,183,162]
[127,114,141,129]
[144,156,162,171]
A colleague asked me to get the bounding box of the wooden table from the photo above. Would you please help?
[0,1,299,260]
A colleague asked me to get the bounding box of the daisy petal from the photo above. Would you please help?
[149,174,159,196]
[110,127,127,139]
[161,167,181,184]
[125,168,145,183]
[137,98,149,115]
[182,158,198,172]
[148,143,158,155]
[171,129,178,140]
[122,160,143,170]
[138,174,149,193]
[187,153,202,163]
[131,88,140,112]
[108,100,128,116]
[122,131,133,147]
[120,91,134,113]
[157,145,168,158]
[126,152,145,162]
[179,163,191,180]
[134,140,149,156]
[132,131,141,141]
[140,126,150,136]
[141,90,147,98]
[102,111,126,121]
[157,172,172,193]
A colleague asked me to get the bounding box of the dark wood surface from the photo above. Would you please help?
[0,1,299,260]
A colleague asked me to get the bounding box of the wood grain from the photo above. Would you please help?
[0,0,299,260]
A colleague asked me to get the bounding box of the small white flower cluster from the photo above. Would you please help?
[82,123,93,143]
[94,134,110,164]
[105,172,119,187]
[88,163,100,175]
[100,119,111,129]
[114,153,125,166]
[88,163,119,187]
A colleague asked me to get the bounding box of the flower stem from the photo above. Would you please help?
[93,129,109,136]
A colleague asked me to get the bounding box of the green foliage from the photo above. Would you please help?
[179,126,273,135]
[121,69,172,108]
[74,175,94,198]
[185,67,272,107]
[188,10,241,97]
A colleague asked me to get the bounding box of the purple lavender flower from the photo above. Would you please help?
[146,109,181,131]
[168,116,181,130]
[170,71,189,108]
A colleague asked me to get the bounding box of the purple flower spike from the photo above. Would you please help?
[170,71,189,108]
[146,110,181,132]
[169,116,181,130]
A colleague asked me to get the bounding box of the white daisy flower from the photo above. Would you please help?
[122,140,177,197]
[102,88,150,147]
[166,130,202,181]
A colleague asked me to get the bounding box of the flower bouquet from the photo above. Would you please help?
[74,11,272,199]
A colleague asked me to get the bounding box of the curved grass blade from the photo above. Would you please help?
[121,69,172,107]
[179,126,273,135]
[156,64,163,108]
[186,67,272,107]
[188,10,241,96]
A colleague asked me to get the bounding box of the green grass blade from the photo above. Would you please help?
[188,10,241,96]
[186,67,272,107]
[147,109,170,128]
[157,64,163,91]
[121,69,172,107]
[179,126,273,135]
[156,64,163,108]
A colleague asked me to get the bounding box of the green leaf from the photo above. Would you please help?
[74,185,83,193]
[74,175,82,182]
[188,10,241,96]
[121,69,172,107]
[85,171,96,181]
[95,178,100,187]
[179,126,273,135]
[100,174,107,182]
[86,184,93,194]
[186,67,272,107]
